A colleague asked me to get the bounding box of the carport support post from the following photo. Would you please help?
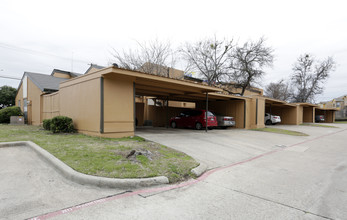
[133,82,136,131]
[206,92,208,132]
[166,96,169,128]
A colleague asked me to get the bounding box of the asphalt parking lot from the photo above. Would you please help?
[1,123,346,219]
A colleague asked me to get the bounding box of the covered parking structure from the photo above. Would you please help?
[264,98,298,125]
[131,73,251,130]
[295,103,318,123]
[55,66,257,138]
[315,107,336,123]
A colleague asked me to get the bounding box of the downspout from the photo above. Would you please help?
[100,77,104,133]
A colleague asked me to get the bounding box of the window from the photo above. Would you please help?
[18,100,21,108]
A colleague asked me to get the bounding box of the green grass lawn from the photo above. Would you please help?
[0,125,199,183]
[334,121,347,124]
[300,123,338,128]
[252,127,309,136]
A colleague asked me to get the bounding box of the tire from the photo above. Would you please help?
[171,121,177,128]
[195,122,203,130]
[221,126,228,129]
[265,120,272,125]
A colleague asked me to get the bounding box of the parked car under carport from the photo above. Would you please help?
[169,109,217,130]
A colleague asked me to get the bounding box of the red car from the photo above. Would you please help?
[169,109,218,130]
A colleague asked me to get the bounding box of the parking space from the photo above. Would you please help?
[0,145,123,220]
[136,127,309,168]
[315,108,335,123]
[265,100,298,125]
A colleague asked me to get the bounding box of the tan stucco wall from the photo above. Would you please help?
[297,105,303,124]
[59,73,101,135]
[197,99,246,129]
[253,97,265,128]
[27,79,43,125]
[42,92,60,120]
[15,83,24,112]
[145,106,188,127]
[52,72,71,79]
[103,75,135,136]
[168,101,195,108]
[266,105,298,125]
[303,107,314,123]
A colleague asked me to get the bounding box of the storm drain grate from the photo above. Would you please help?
[275,145,287,148]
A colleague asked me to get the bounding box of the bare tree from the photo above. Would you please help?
[228,37,274,96]
[291,54,335,103]
[111,39,176,77]
[265,79,292,102]
[180,36,233,85]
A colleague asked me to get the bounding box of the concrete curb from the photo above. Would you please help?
[191,162,208,177]
[0,141,169,189]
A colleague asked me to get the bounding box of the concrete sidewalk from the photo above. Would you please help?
[50,124,347,219]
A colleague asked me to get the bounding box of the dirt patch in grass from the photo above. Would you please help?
[0,125,199,183]
[300,123,338,128]
[252,127,309,136]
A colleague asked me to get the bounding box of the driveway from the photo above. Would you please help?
[136,124,337,169]
[54,123,347,219]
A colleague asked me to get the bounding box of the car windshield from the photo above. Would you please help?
[207,111,215,116]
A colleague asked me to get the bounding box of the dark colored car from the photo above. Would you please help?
[169,109,218,130]
[315,115,325,123]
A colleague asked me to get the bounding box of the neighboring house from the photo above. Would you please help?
[84,64,105,75]
[138,62,184,79]
[15,69,82,125]
[319,95,347,119]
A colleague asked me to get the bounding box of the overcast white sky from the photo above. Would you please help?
[1,0,346,102]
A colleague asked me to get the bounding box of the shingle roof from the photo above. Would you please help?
[84,64,105,74]
[51,69,83,78]
[25,72,69,92]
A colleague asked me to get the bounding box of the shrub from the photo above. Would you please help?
[50,116,75,133]
[42,119,52,130]
[0,106,23,123]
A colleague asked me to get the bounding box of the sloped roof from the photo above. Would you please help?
[25,72,69,92]
[51,69,83,78]
[84,64,105,74]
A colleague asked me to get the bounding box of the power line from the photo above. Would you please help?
[0,75,21,80]
[0,42,91,64]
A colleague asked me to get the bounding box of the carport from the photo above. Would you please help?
[296,103,318,123]
[133,77,248,130]
[315,107,336,123]
[99,67,250,137]
[58,66,253,138]
[265,98,298,125]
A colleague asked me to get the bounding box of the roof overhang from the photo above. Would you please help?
[293,103,319,107]
[315,107,338,111]
[264,97,296,107]
[101,67,248,102]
